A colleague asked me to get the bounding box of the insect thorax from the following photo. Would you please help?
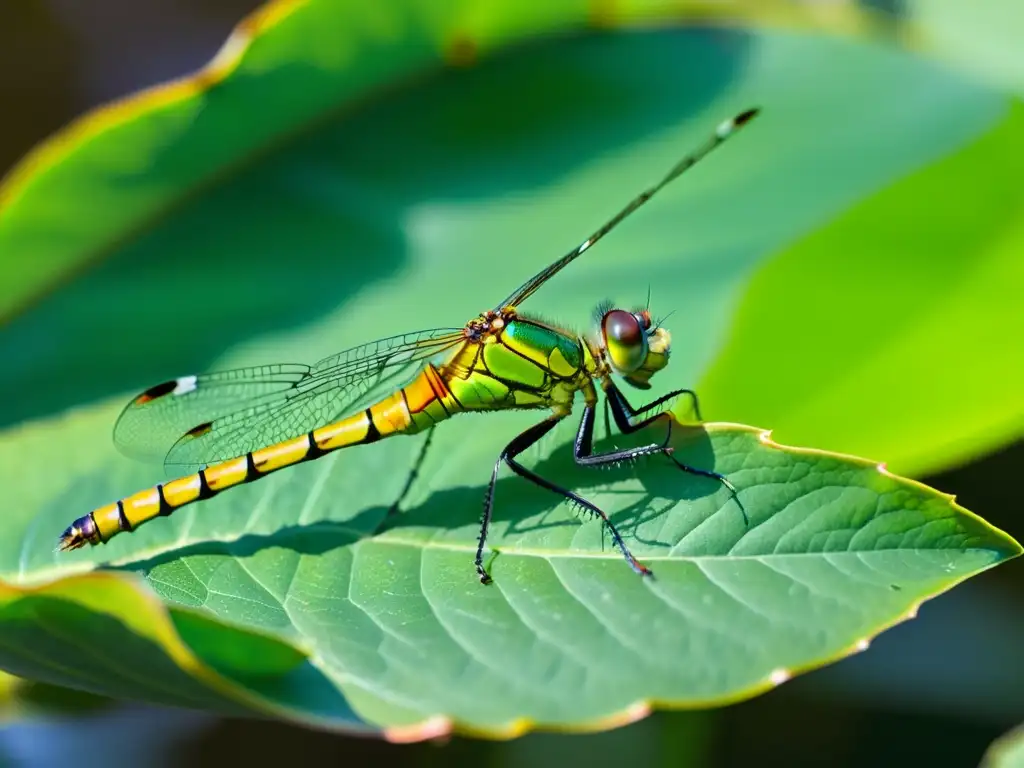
[443,310,589,412]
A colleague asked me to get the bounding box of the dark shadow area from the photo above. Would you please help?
[185,716,494,767]
[715,688,1003,768]
[117,415,729,580]
[0,27,750,427]
[169,692,1004,768]
[0,592,357,725]
[0,676,115,717]
[858,0,909,20]
[922,438,1023,592]
[13,556,361,724]
[0,5,82,179]
[118,503,390,572]
[0,594,248,714]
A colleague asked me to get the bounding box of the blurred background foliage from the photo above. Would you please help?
[0,1,1021,766]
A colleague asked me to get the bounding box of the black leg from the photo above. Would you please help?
[575,403,673,469]
[478,416,560,584]
[605,382,702,434]
[478,414,654,584]
[605,382,748,526]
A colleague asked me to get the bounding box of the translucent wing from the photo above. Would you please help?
[494,108,760,311]
[113,328,465,472]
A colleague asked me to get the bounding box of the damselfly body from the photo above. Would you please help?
[59,108,760,583]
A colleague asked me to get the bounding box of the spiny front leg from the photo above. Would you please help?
[605,382,747,526]
[573,402,698,578]
[575,402,674,469]
[601,384,698,442]
[604,381,703,434]
[478,413,653,584]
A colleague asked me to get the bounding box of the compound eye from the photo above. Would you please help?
[601,309,648,374]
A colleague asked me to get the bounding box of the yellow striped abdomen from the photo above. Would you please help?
[59,365,462,550]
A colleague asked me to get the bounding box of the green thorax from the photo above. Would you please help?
[442,316,588,412]
[502,318,583,374]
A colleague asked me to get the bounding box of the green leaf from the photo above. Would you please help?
[0,571,366,730]
[3,404,1019,734]
[699,100,1024,476]
[983,725,1024,768]
[0,671,19,716]
[0,0,1020,739]
[0,671,114,721]
[147,419,1018,737]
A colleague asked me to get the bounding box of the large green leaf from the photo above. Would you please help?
[0,0,1020,739]
[143,419,1020,734]
[1,402,1018,733]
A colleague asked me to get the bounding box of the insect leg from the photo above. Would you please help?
[575,402,674,468]
[478,416,561,584]
[478,414,653,584]
[604,381,702,433]
[605,383,747,526]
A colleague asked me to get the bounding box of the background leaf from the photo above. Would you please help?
[983,725,1024,768]
[699,101,1024,476]
[889,0,1024,95]
[0,571,360,728]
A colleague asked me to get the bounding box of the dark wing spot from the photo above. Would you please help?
[184,421,213,440]
[135,379,178,404]
[735,107,760,127]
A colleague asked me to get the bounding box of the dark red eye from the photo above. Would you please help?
[601,310,648,374]
[603,310,642,346]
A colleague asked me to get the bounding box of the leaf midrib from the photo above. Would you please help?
[366,535,1004,561]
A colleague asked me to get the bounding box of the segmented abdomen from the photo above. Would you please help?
[59,365,460,550]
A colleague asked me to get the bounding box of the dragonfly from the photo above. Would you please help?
[58,107,759,584]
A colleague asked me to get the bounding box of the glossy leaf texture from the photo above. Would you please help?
[0,0,1020,739]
